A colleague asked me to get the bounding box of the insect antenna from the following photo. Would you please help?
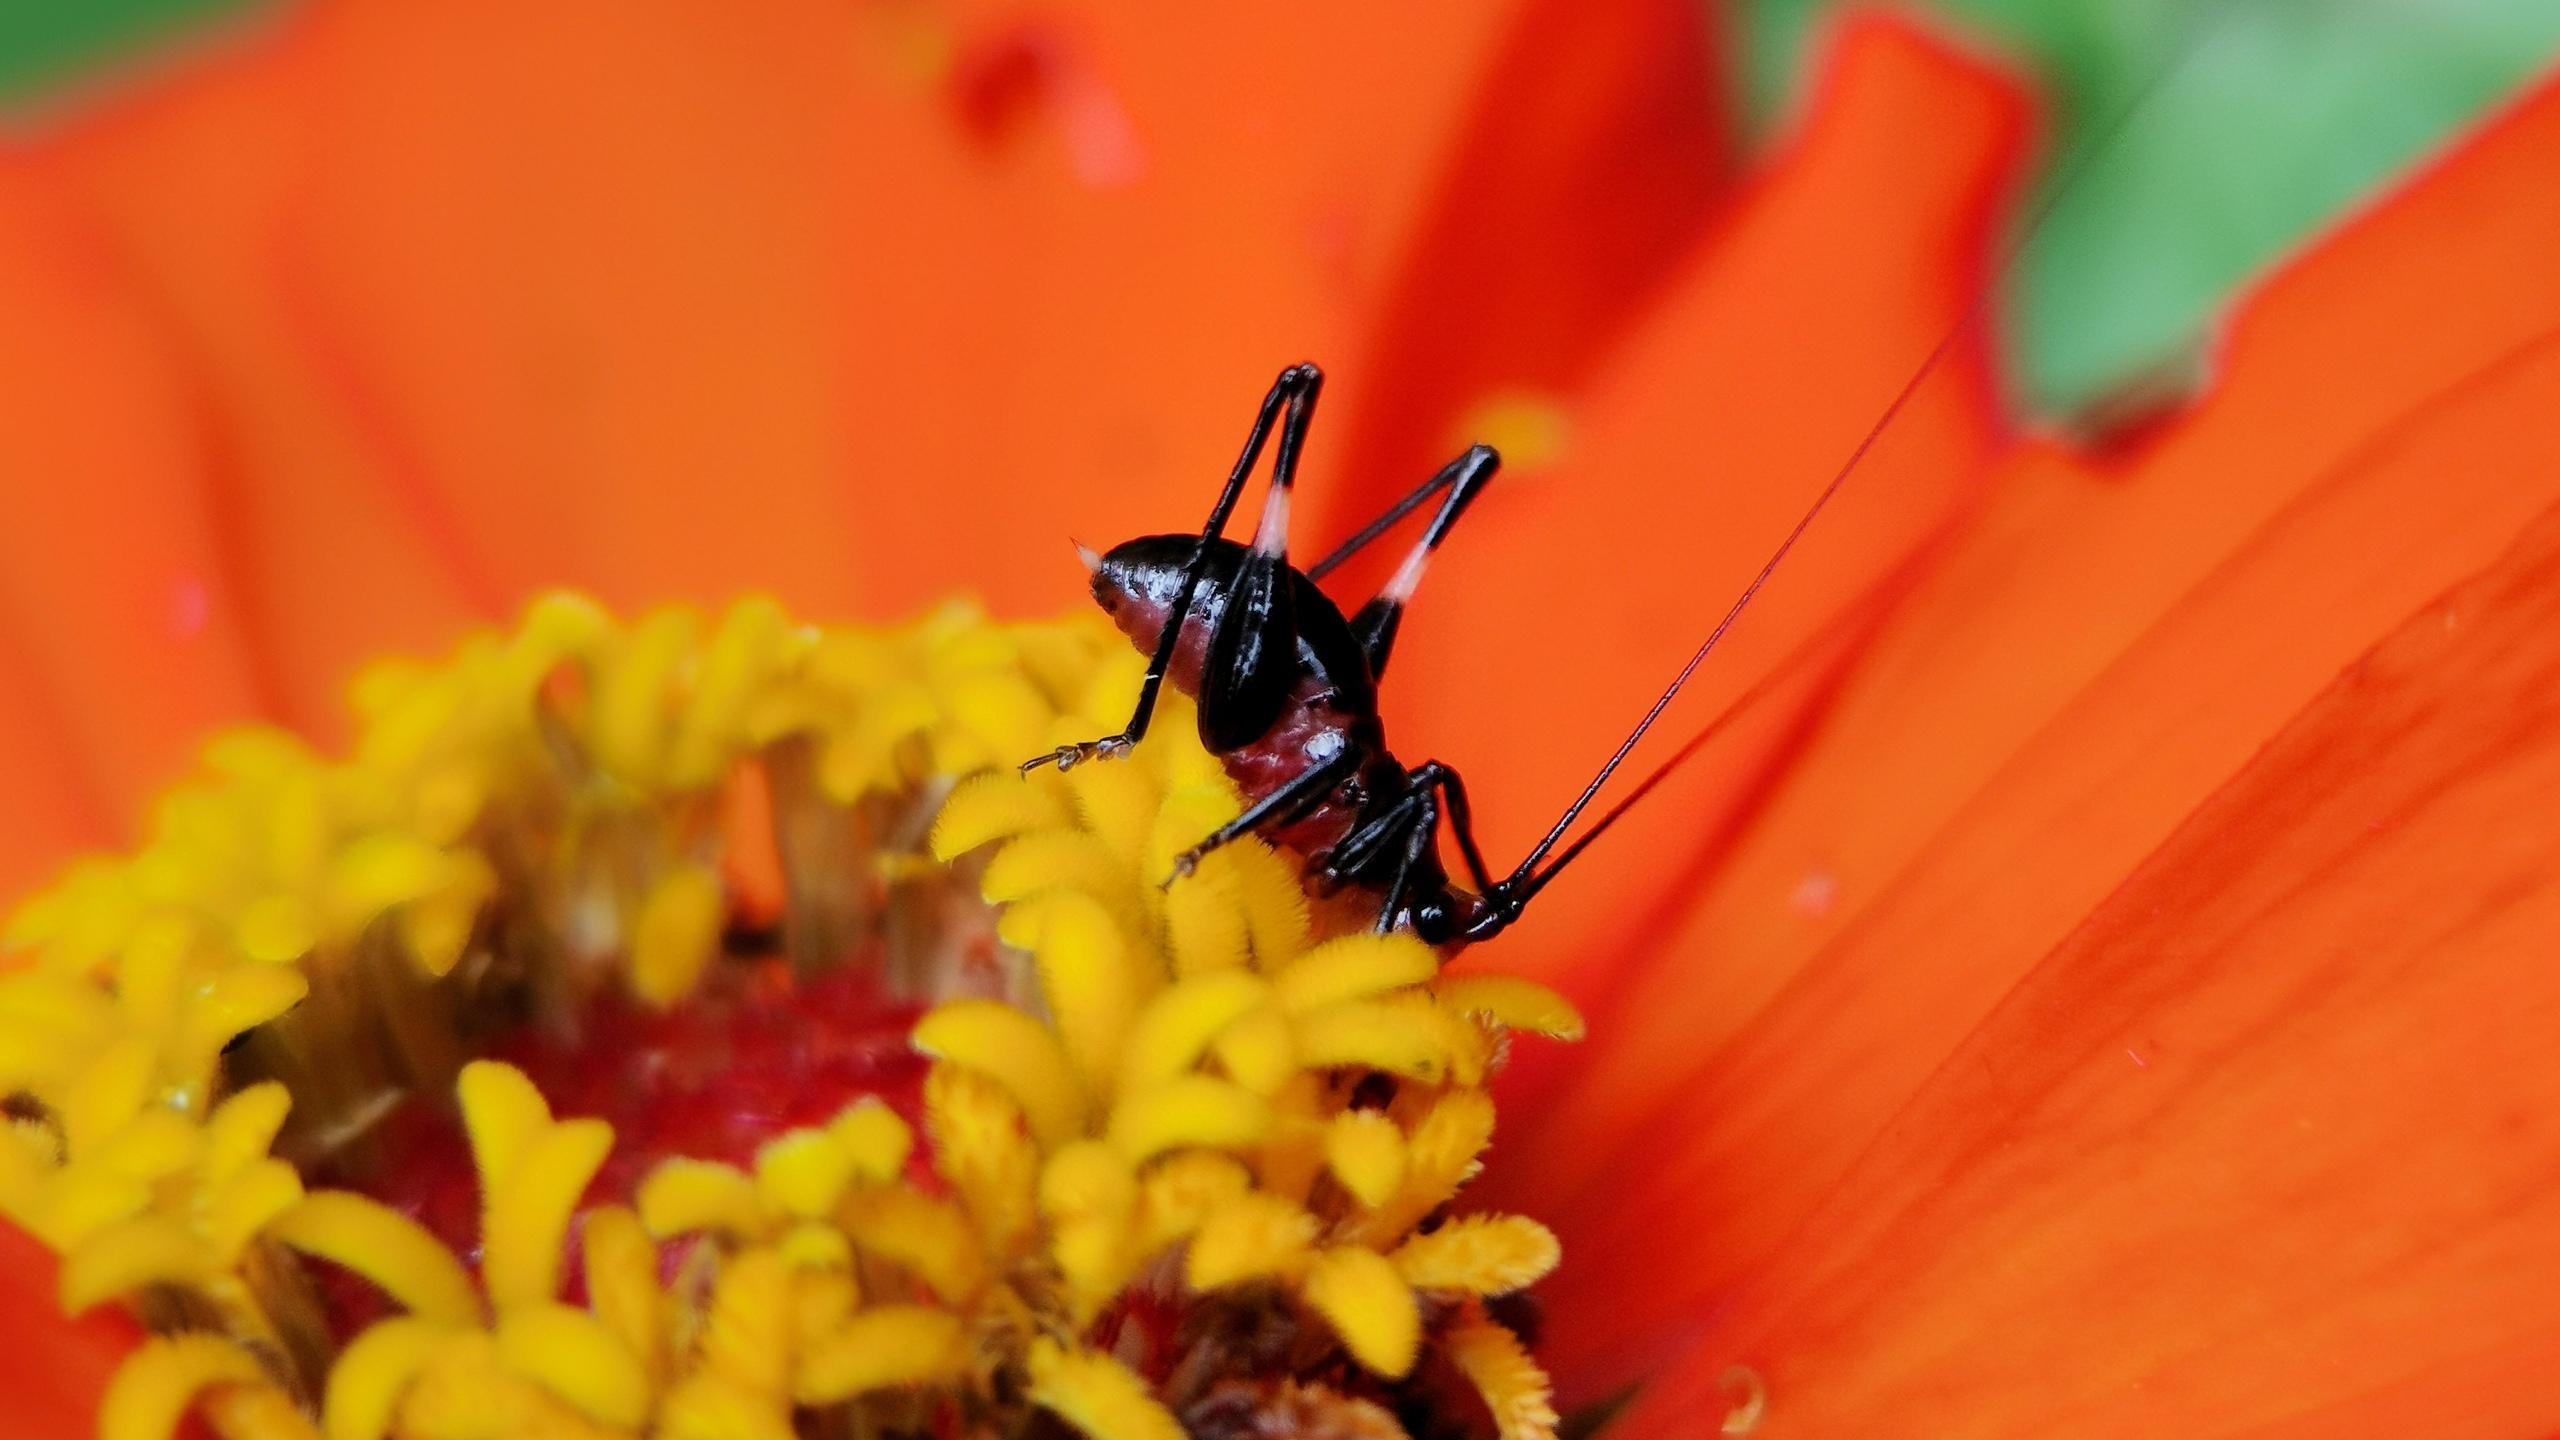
[1481,13,2228,925]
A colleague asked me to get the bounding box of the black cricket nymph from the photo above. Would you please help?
[1026,362,1547,947]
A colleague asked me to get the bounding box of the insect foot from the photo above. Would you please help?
[1019,733,1134,772]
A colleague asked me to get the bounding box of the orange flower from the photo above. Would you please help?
[4,0,2559,1435]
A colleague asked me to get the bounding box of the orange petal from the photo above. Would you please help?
[1330,0,1732,505]
[828,0,1543,616]
[17,0,1586,731]
[0,629,112,903]
[1383,13,2025,996]
[254,0,877,623]
[1625,493,2560,1435]
[0,0,1601,771]
[0,159,270,856]
[1506,73,2560,1395]
[31,7,483,743]
[155,0,1540,624]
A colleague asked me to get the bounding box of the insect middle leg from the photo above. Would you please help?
[1160,745,1360,884]
[1405,761,1496,893]
[1022,362,1321,771]
[1372,787,1443,935]
[1300,760,1494,932]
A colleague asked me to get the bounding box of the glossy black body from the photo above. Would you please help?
[1025,363,1511,945]
[1086,534,1487,940]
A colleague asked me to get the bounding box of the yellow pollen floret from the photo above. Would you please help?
[271,1192,484,1325]
[1026,1339,1188,1440]
[1445,1302,1563,1440]
[0,593,1580,1440]
[1304,1245,1423,1377]
[1391,1214,1564,1295]
[1325,1109,1410,1209]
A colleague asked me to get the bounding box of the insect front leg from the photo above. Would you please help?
[1160,743,1358,885]
[1196,366,1324,752]
[1022,363,1321,772]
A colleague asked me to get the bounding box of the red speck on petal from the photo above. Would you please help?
[169,576,209,639]
[946,23,1146,187]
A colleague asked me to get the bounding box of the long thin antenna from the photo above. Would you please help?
[1499,17,2216,899]
[1512,634,1814,904]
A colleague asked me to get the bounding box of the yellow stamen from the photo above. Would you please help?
[578,1206,665,1382]
[271,1192,483,1325]
[628,866,725,1009]
[1446,1302,1563,1440]
[911,1000,1088,1148]
[1324,1109,1409,1209]
[1108,1074,1272,1164]
[1275,932,1441,1012]
[1026,1339,1188,1440]
[102,1334,292,1440]
[793,1305,968,1403]
[1,593,1583,1439]
[1391,1213,1564,1295]
[1304,1245,1423,1377]
[1185,1190,1317,1290]
[1436,972,1589,1040]
[494,1303,654,1431]
[462,1060,615,1311]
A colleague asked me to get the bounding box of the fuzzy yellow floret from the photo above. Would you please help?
[101,1333,286,1440]
[924,1064,1040,1260]
[911,1000,1088,1148]
[1392,1214,1564,1295]
[495,1303,654,1431]
[1117,971,1269,1091]
[1108,1074,1273,1163]
[1435,973,1587,1041]
[323,1319,449,1440]
[794,1305,970,1402]
[1325,1109,1410,1210]
[629,865,726,1008]
[2,593,1583,1440]
[1305,1245,1422,1377]
[578,1205,666,1383]
[1027,1339,1188,1440]
[1187,1190,1318,1290]
[1446,1303,1562,1440]
[272,1192,483,1325]
[462,1060,615,1311]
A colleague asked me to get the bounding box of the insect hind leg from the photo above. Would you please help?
[1021,362,1320,772]
[1196,365,1324,752]
[1318,446,1499,678]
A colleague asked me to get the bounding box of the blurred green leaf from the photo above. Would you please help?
[1738,0,2560,419]
[0,0,260,108]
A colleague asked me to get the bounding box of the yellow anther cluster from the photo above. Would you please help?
[0,593,1578,1440]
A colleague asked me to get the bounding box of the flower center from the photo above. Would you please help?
[0,594,1580,1440]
